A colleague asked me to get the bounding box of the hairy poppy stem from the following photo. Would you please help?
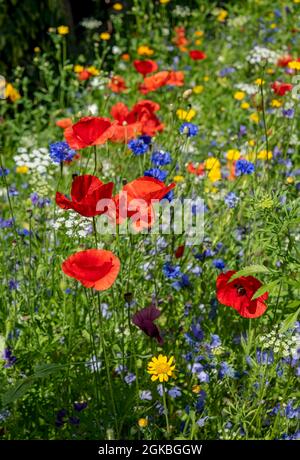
[162,383,170,435]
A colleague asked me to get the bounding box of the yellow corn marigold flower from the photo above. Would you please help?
[193,85,204,94]
[203,75,209,82]
[74,65,84,73]
[173,175,184,183]
[147,355,175,382]
[288,61,300,70]
[217,9,228,22]
[100,32,111,40]
[5,83,21,102]
[137,45,154,56]
[192,384,201,394]
[270,23,277,29]
[286,176,294,183]
[113,2,123,10]
[195,39,202,46]
[176,108,196,121]
[257,150,273,160]
[241,102,250,109]
[160,0,170,4]
[87,66,100,76]
[208,169,221,182]
[255,78,265,86]
[266,68,275,74]
[271,99,282,108]
[138,418,148,428]
[248,139,256,146]
[226,149,240,161]
[249,112,260,123]
[16,165,29,174]
[234,91,245,101]
[57,25,69,35]
[204,157,221,170]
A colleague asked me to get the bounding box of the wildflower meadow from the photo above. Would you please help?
[0,0,299,444]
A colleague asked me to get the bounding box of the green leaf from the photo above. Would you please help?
[280,305,300,334]
[33,363,67,378]
[229,265,270,282]
[2,378,34,406]
[251,280,280,300]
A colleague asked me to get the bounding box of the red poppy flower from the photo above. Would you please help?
[56,174,114,217]
[110,100,164,139]
[78,69,91,81]
[108,75,127,93]
[175,245,185,259]
[186,162,205,176]
[166,71,185,87]
[132,305,163,344]
[139,71,184,94]
[271,81,293,96]
[189,50,207,60]
[56,118,72,129]
[216,270,268,319]
[277,54,293,67]
[139,71,170,94]
[173,26,189,48]
[113,176,175,231]
[62,249,120,291]
[134,60,158,77]
[110,102,142,142]
[64,117,116,150]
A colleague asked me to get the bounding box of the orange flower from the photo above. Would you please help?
[108,75,127,93]
[56,118,72,129]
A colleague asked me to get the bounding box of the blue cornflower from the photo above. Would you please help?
[179,122,198,137]
[0,218,14,228]
[219,67,235,77]
[73,401,88,412]
[239,125,247,137]
[198,370,210,383]
[218,362,235,379]
[128,137,149,155]
[144,168,168,181]
[172,274,191,290]
[224,191,239,208]
[168,386,182,399]
[3,347,17,368]
[282,108,294,119]
[212,258,225,270]
[0,167,10,176]
[191,322,204,342]
[139,390,152,401]
[151,150,172,166]
[164,189,174,202]
[139,135,152,145]
[163,262,181,279]
[197,416,208,427]
[256,348,274,365]
[235,159,255,176]
[210,334,221,349]
[124,373,136,385]
[49,141,76,164]
[8,279,19,290]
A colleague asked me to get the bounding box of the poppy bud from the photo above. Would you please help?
[124,292,133,303]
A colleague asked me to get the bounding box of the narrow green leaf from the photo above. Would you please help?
[251,280,280,300]
[280,306,300,334]
[229,265,270,282]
